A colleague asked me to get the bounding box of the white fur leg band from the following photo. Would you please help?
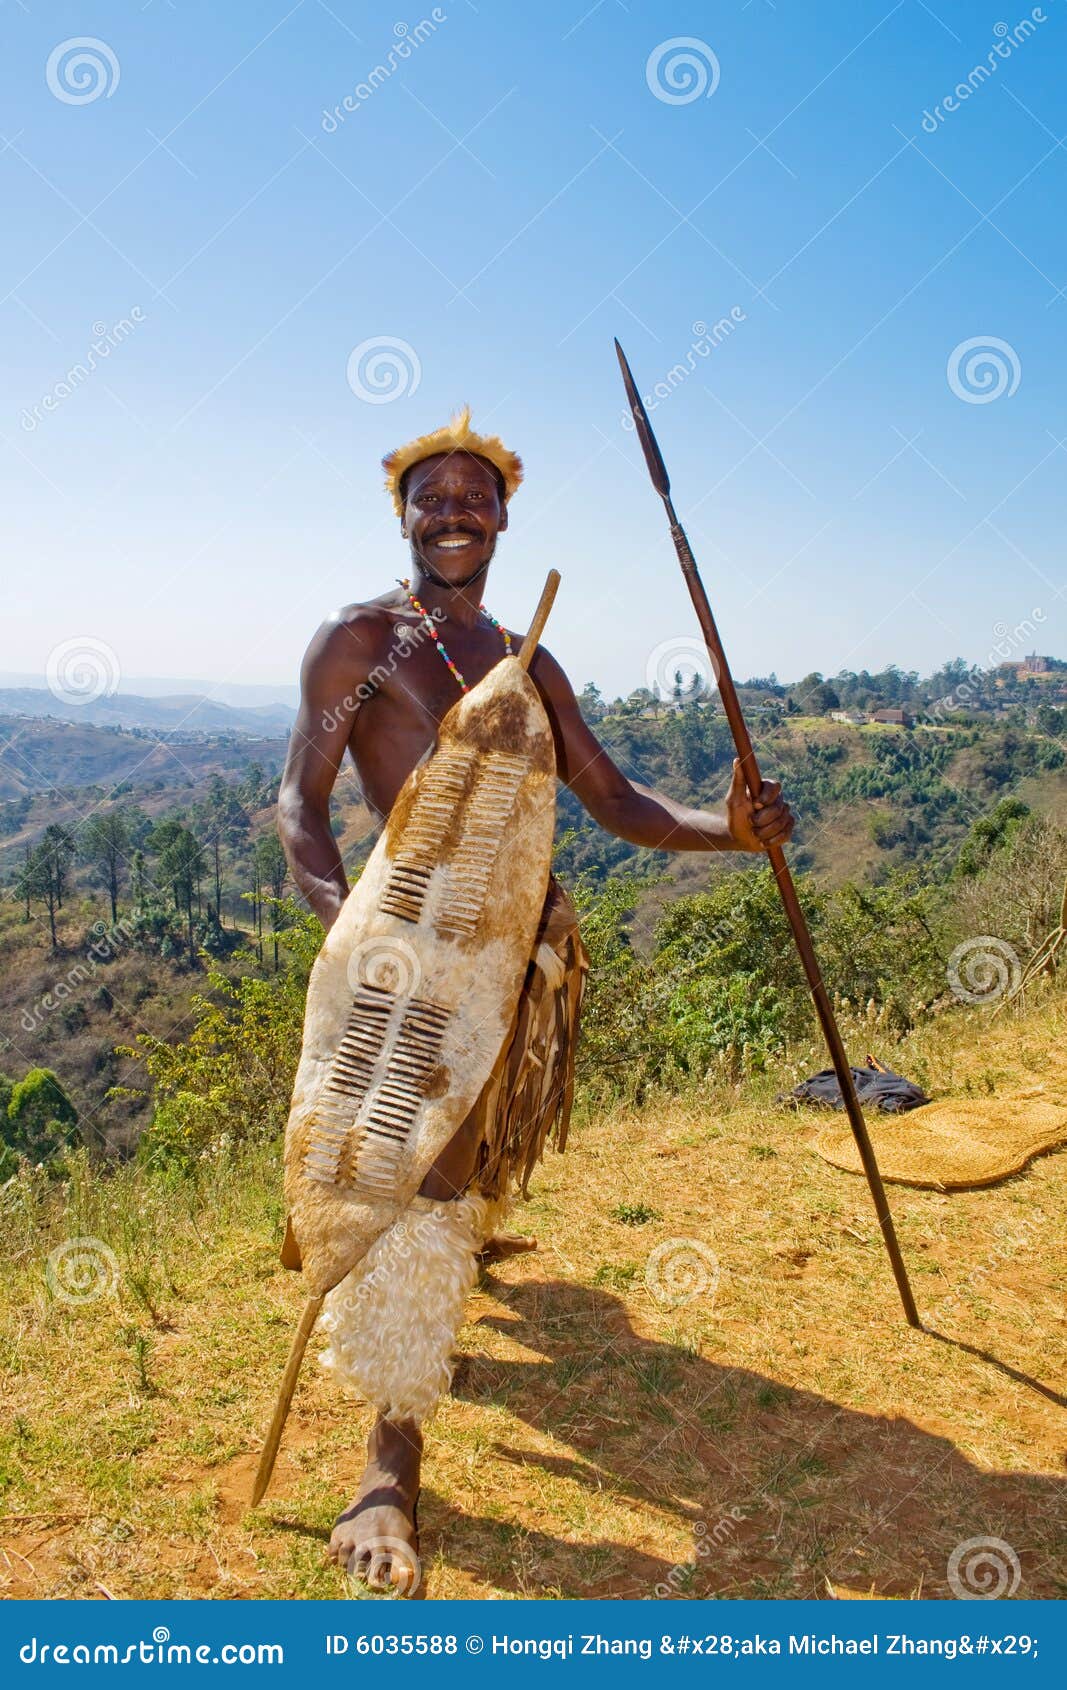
[319,1192,504,1424]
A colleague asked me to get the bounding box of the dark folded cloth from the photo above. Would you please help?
[777,1060,930,1114]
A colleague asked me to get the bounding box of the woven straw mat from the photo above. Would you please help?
[810,1085,1067,1190]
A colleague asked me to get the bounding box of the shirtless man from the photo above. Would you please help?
[277,410,794,1592]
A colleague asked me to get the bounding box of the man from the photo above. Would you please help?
[277,407,794,1592]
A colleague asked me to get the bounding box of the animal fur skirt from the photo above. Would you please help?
[317,875,587,1422]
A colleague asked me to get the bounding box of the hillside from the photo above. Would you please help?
[556,709,1066,892]
[0,895,211,1154]
[1,677,1063,1161]
[1,993,1063,1599]
[0,715,291,806]
[2,716,1054,892]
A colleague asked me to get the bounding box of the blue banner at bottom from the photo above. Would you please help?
[1,1600,1061,1686]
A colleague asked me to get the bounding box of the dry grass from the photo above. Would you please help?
[1,994,1064,1602]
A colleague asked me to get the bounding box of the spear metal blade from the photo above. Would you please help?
[614,338,671,501]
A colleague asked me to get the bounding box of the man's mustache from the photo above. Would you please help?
[425,522,485,541]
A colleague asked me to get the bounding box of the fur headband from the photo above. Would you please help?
[382,405,523,517]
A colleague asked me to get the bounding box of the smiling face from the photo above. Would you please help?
[401,450,508,583]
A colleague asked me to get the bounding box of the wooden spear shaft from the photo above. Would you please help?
[615,339,920,1329]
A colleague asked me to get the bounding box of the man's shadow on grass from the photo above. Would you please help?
[431,1275,1066,1600]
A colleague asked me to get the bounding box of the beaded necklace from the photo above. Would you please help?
[398,576,512,693]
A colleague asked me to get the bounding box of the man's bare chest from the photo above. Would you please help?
[345,619,513,813]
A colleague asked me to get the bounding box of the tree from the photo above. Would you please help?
[151,821,203,965]
[124,903,322,1165]
[254,831,289,971]
[15,827,75,949]
[791,672,840,715]
[241,762,266,808]
[248,851,263,960]
[195,773,257,926]
[4,1067,79,1168]
[211,833,224,923]
[80,808,130,923]
[44,824,76,909]
[953,797,1030,879]
[577,682,606,724]
[18,844,31,921]
[131,848,148,904]
[665,706,712,783]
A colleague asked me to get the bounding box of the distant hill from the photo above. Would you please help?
[0,688,296,737]
[0,713,290,803]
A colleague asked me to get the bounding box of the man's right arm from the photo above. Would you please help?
[277,612,376,931]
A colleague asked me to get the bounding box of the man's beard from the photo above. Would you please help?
[412,537,496,591]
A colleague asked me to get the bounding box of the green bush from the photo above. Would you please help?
[573,855,949,1100]
[2,1067,79,1178]
[121,902,322,1168]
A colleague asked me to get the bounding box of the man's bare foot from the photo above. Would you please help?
[477,1231,538,1263]
[328,1416,422,1595]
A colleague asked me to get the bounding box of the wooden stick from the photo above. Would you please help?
[251,1293,324,1507]
[518,569,561,669]
[615,338,920,1329]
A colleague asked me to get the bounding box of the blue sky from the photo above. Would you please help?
[2,0,1065,702]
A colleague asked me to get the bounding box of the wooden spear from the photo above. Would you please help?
[614,338,920,1328]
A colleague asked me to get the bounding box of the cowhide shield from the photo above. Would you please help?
[284,654,556,1295]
